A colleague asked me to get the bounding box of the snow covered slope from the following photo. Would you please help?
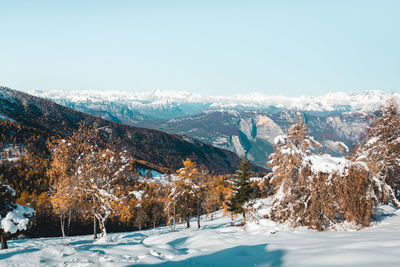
[1,206,399,266]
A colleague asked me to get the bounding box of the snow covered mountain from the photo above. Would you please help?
[27,89,396,117]
[0,87,262,174]
[25,89,398,166]
[147,110,368,166]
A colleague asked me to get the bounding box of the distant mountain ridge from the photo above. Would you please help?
[26,89,397,118]
[0,87,260,174]
[22,88,396,166]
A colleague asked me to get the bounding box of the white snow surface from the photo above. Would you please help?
[274,135,287,145]
[304,154,352,174]
[1,205,400,266]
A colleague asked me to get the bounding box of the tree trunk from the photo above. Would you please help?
[173,202,176,230]
[95,214,107,237]
[1,234,7,249]
[66,211,72,236]
[167,205,171,230]
[93,215,97,240]
[242,212,246,226]
[186,214,190,228]
[197,214,200,229]
[60,214,66,238]
[197,200,201,229]
[100,218,107,237]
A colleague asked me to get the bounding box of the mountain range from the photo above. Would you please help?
[24,89,398,166]
[0,87,259,174]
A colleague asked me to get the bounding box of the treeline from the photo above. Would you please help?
[0,121,260,239]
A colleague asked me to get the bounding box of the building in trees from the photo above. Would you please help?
[0,180,35,249]
[226,157,253,225]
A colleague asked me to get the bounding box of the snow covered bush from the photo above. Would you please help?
[264,121,376,231]
[0,181,35,249]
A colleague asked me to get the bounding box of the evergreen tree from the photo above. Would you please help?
[0,179,35,249]
[227,157,253,225]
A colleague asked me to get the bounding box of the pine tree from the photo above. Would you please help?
[227,157,253,225]
[357,97,400,206]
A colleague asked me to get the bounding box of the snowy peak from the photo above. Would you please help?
[25,89,398,114]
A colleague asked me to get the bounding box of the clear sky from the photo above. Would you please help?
[0,0,399,96]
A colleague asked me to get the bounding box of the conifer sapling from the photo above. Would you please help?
[227,157,253,225]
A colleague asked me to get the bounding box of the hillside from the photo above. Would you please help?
[0,87,263,174]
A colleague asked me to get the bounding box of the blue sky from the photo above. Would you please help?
[0,0,399,96]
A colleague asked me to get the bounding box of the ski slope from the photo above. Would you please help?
[0,206,399,267]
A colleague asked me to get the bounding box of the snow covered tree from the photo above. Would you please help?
[227,157,253,225]
[267,121,316,188]
[48,123,134,238]
[165,159,205,229]
[175,159,198,228]
[357,97,400,207]
[266,121,376,230]
[0,180,35,249]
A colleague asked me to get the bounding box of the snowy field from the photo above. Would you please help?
[1,206,399,267]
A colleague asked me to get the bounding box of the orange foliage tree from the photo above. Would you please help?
[48,123,134,238]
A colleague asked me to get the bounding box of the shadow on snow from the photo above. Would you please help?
[134,243,285,267]
[0,248,41,260]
